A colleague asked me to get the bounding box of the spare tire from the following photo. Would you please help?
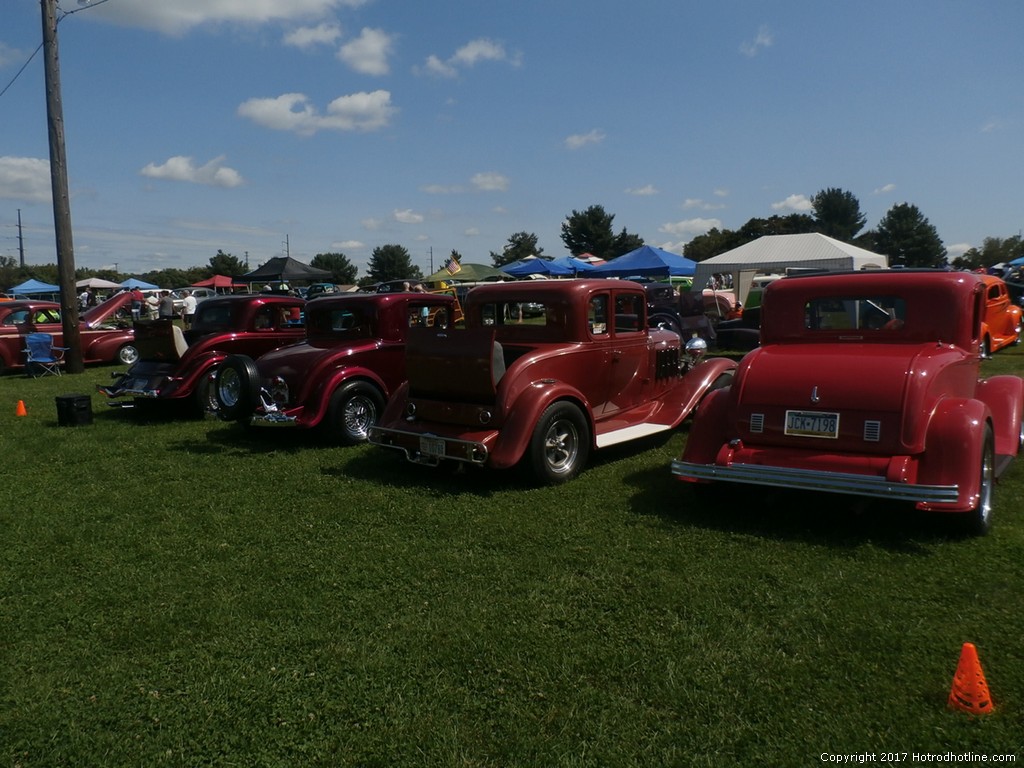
[215,355,260,422]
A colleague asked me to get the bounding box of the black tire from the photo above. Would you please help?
[980,336,991,359]
[215,355,260,422]
[528,401,590,484]
[324,380,385,445]
[962,425,995,536]
[118,343,139,365]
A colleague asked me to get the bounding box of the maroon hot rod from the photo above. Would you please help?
[672,270,1024,534]
[98,294,305,413]
[214,290,458,444]
[368,279,738,484]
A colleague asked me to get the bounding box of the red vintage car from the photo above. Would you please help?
[369,279,738,484]
[214,290,459,444]
[98,294,306,413]
[0,293,136,375]
[673,270,1024,534]
[978,274,1021,356]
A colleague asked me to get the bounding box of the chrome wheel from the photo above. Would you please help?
[529,402,590,484]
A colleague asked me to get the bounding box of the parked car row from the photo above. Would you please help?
[90,270,1022,535]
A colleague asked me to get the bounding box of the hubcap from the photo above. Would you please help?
[544,419,579,474]
[218,368,241,408]
[343,395,376,439]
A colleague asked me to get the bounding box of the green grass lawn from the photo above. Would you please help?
[2,350,1023,766]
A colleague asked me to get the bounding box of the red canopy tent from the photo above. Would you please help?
[191,274,246,291]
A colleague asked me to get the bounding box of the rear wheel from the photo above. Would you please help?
[215,355,260,422]
[325,381,385,445]
[528,401,590,484]
[194,369,219,415]
[962,425,995,536]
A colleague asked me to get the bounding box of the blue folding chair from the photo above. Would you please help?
[24,332,68,377]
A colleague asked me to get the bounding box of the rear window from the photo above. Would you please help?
[192,303,235,333]
[479,301,554,327]
[804,296,906,331]
[308,306,372,336]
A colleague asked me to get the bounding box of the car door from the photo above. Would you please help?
[599,290,649,418]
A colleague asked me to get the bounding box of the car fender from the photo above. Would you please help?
[302,364,391,428]
[975,374,1024,457]
[164,351,228,399]
[83,330,135,363]
[678,385,734,465]
[487,381,594,470]
[918,398,990,510]
[674,357,739,426]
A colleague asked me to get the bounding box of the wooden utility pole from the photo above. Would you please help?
[41,0,83,372]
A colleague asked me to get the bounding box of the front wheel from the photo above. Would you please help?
[961,425,995,536]
[117,343,139,365]
[215,355,260,422]
[528,401,590,484]
[325,381,385,445]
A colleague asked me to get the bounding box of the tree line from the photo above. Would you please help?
[4,190,1019,291]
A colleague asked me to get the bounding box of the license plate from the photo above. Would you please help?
[784,410,840,438]
[419,436,445,457]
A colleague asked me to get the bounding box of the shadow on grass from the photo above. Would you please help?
[620,462,967,552]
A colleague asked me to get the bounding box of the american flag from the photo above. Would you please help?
[444,257,462,275]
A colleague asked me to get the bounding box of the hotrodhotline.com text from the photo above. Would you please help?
[821,753,1017,764]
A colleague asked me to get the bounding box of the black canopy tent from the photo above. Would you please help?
[239,256,332,284]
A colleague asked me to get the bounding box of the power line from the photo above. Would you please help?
[0,0,114,100]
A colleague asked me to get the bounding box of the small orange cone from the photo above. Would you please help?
[948,642,994,715]
[15,400,27,417]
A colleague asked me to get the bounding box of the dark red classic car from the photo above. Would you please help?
[98,294,305,413]
[369,279,738,484]
[673,270,1024,534]
[0,293,136,375]
[214,291,458,444]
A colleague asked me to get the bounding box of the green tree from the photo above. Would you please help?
[872,203,946,268]
[311,252,358,285]
[951,235,1024,271]
[812,188,866,242]
[560,204,643,260]
[365,244,421,283]
[208,250,247,277]
[491,232,544,267]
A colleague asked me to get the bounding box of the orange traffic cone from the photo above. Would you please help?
[948,642,994,715]
[15,400,27,417]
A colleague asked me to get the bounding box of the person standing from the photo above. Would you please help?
[158,291,175,319]
[181,290,198,329]
[130,287,145,320]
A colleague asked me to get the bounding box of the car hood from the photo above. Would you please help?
[255,336,379,379]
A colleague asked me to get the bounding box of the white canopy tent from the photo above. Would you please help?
[693,233,889,305]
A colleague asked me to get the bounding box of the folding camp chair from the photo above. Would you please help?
[24,332,68,377]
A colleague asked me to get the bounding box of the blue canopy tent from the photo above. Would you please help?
[9,278,61,295]
[119,277,160,290]
[501,258,575,278]
[589,245,697,277]
[550,256,598,274]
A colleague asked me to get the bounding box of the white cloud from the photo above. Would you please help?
[946,242,972,259]
[872,183,896,195]
[771,193,813,212]
[659,217,722,241]
[283,22,342,49]
[332,239,364,251]
[418,37,520,78]
[565,129,606,150]
[740,24,774,57]
[421,183,463,194]
[82,0,368,35]
[361,217,384,230]
[0,42,27,68]
[338,27,394,76]
[464,228,480,237]
[0,156,51,203]
[393,209,424,224]
[140,155,244,187]
[237,91,396,135]
[625,185,658,196]
[471,172,509,192]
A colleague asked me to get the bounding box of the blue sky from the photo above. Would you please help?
[1,0,1021,278]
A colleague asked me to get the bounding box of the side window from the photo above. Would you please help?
[253,307,273,330]
[588,295,608,335]
[614,293,644,333]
